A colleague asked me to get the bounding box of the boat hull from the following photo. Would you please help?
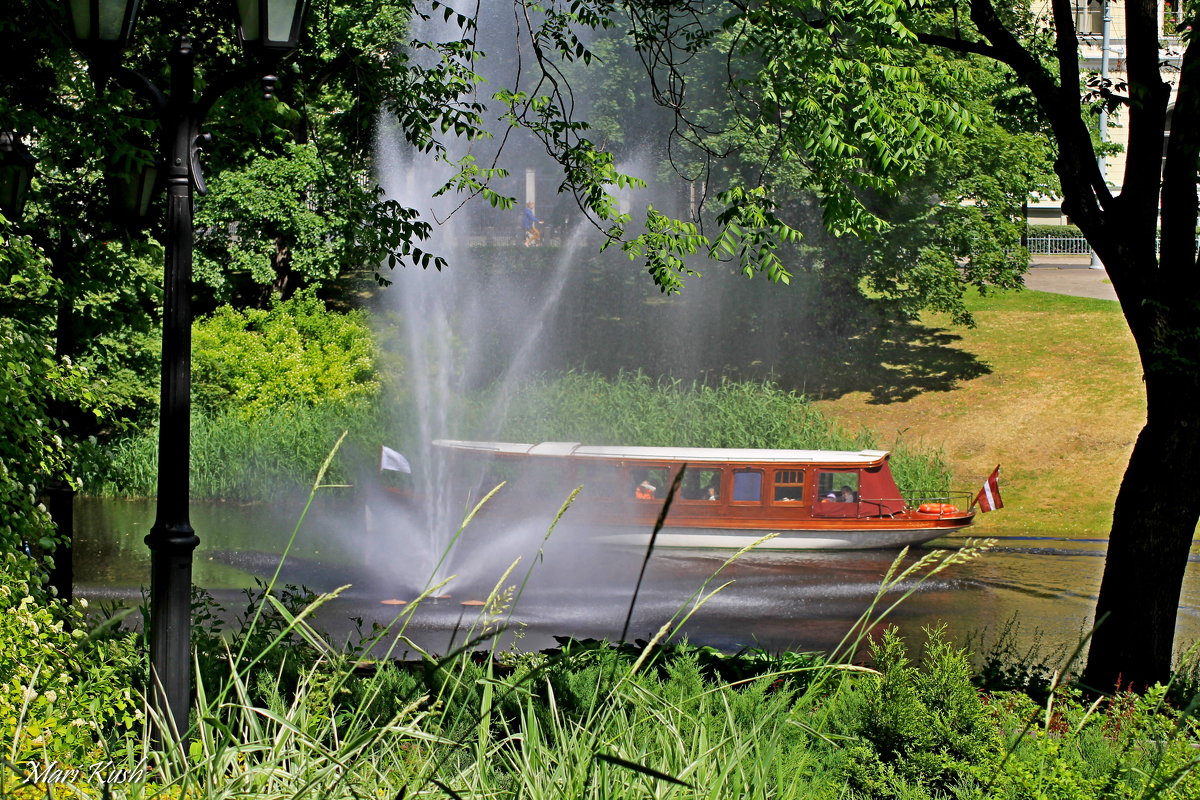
[594,523,968,551]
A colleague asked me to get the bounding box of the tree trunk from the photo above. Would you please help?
[1083,376,1200,691]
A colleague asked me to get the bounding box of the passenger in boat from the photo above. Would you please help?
[839,485,858,503]
[705,484,719,501]
[635,480,657,500]
[824,492,838,502]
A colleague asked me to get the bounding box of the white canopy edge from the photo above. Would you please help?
[432,439,891,466]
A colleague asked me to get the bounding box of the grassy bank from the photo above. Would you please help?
[810,288,1143,536]
[88,399,390,500]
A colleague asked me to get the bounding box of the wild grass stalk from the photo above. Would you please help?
[26,441,1200,799]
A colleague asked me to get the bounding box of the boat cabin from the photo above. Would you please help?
[433,439,912,522]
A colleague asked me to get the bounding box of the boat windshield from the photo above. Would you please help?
[813,465,906,517]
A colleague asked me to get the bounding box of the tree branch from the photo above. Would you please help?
[1159,34,1200,280]
[961,0,1111,225]
[914,31,997,60]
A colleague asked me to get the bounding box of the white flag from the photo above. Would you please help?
[380,446,412,474]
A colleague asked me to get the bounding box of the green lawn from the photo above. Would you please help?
[811,287,1143,536]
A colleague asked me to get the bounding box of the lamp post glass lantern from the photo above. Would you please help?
[236,0,308,51]
[109,159,160,225]
[0,132,37,220]
[67,0,140,52]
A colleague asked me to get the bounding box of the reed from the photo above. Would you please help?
[93,372,948,500]
[483,371,951,496]
[90,399,390,501]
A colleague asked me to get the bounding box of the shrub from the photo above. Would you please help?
[191,290,379,418]
[1025,224,1084,239]
[835,626,1002,798]
[0,554,143,768]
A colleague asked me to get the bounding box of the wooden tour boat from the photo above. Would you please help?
[432,439,977,550]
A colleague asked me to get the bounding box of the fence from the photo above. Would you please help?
[1025,234,1196,256]
[1025,235,1090,255]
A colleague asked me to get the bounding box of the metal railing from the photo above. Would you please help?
[1025,234,1197,257]
[1025,235,1091,255]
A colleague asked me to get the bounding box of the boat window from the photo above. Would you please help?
[521,460,577,502]
[632,467,671,500]
[575,462,621,498]
[772,469,805,502]
[732,469,763,502]
[817,471,860,503]
[679,468,722,501]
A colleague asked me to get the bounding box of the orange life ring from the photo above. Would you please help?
[918,502,960,514]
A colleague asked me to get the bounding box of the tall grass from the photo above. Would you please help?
[92,372,948,500]
[13,448,1200,798]
[89,399,389,501]
[21,531,1200,799]
[18,535,997,799]
[484,371,951,496]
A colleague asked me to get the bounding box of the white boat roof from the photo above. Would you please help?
[432,439,891,466]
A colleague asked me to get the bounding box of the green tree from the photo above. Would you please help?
[604,0,1196,691]
[0,221,81,573]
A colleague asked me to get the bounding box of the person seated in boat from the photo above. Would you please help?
[705,484,719,501]
[839,485,858,503]
[823,492,838,502]
[635,479,657,500]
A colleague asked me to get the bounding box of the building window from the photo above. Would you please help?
[1073,0,1104,35]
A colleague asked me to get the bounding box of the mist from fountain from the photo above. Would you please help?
[355,10,809,604]
[361,4,628,597]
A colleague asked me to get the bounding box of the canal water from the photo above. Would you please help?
[74,496,1200,667]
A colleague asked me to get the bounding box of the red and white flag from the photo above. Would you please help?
[974,465,1003,512]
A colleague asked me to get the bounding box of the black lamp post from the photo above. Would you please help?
[62,0,307,743]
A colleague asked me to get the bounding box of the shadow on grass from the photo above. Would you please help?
[363,243,993,405]
[792,321,992,404]
[545,279,994,405]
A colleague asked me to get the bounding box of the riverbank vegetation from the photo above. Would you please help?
[6,540,1200,799]
[0,0,1181,723]
[90,366,950,501]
